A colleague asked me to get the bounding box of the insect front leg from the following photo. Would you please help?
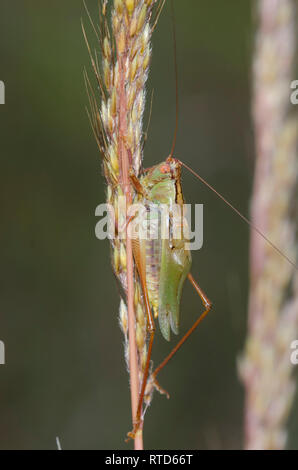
[129,169,149,198]
[150,273,213,385]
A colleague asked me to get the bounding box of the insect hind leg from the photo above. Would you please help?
[150,273,212,383]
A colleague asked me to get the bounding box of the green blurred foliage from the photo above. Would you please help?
[0,0,297,450]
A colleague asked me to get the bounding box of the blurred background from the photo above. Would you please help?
[0,0,297,449]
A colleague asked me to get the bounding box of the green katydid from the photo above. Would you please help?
[126,155,212,439]
[126,150,297,440]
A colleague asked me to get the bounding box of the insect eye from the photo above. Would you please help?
[160,164,171,174]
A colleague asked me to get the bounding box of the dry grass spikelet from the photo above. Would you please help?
[83,0,165,426]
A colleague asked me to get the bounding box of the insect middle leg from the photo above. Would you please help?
[150,273,213,385]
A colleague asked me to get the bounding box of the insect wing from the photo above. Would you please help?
[158,213,192,341]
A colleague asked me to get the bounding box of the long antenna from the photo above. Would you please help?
[169,0,179,159]
[179,160,298,271]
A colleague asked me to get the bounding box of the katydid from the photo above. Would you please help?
[126,155,212,439]
[127,151,297,440]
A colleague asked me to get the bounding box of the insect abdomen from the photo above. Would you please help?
[143,207,162,319]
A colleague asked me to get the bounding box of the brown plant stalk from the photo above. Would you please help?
[118,49,142,447]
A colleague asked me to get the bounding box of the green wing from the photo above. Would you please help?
[158,236,192,341]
